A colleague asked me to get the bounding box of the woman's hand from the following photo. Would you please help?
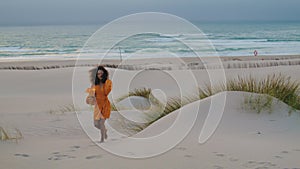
[86,95,96,105]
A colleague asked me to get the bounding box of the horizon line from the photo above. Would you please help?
[1,20,300,27]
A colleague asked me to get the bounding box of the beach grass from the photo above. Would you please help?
[48,104,76,115]
[113,73,299,132]
[243,93,274,113]
[116,88,152,102]
[199,74,300,110]
[111,102,118,111]
[0,127,9,141]
[0,127,23,143]
[147,74,299,129]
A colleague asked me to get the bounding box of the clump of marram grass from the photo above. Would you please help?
[161,95,198,117]
[107,111,148,136]
[199,74,300,110]
[113,86,198,126]
[0,127,23,142]
[110,88,163,133]
[49,104,76,115]
[0,127,9,141]
[243,93,274,114]
[117,88,152,102]
[151,95,199,124]
[115,74,300,133]
[111,102,118,111]
[129,95,199,132]
[111,88,152,112]
[110,88,157,132]
[142,74,299,131]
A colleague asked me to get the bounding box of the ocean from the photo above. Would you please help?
[1,21,300,59]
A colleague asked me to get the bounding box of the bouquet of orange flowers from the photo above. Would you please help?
[85,87,96,105]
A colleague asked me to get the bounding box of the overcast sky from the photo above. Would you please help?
[1,0,300,25]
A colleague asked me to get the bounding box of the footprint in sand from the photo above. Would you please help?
[88,144,98,147]
[242,161,258,168]
[215,153,225,157]
[229,157,239,162]
[212,152,226,159]
[184,154,193,158]
[274,155,283,159]
[242,161,276,168]
[70,145,80,149]
[67,145,81,152]
[85,155,102,160]
[176,147,187,151]
[48,152,76,161]
[212,165,224,169]
[274,150,290,160]
[14,153,30,157]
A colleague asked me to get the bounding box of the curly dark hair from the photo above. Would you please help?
[89,66,109,85]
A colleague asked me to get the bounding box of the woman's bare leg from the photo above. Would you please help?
[94,119,107,142]
[99,119,106,142]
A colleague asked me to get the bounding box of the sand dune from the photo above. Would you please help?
[1,90,300,168]
[1,57,300,168]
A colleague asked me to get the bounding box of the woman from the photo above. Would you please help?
[87,66,112,143]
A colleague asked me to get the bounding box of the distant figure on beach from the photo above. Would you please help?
[86,66,112,143]
[254,50,258,56]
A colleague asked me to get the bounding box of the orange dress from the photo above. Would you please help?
[92,79,112,120]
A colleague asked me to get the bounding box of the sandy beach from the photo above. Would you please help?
[1,55,300,169]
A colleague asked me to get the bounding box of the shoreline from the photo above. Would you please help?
[1,54,300,61]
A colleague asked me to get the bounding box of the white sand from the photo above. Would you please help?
[1,56,300,168]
